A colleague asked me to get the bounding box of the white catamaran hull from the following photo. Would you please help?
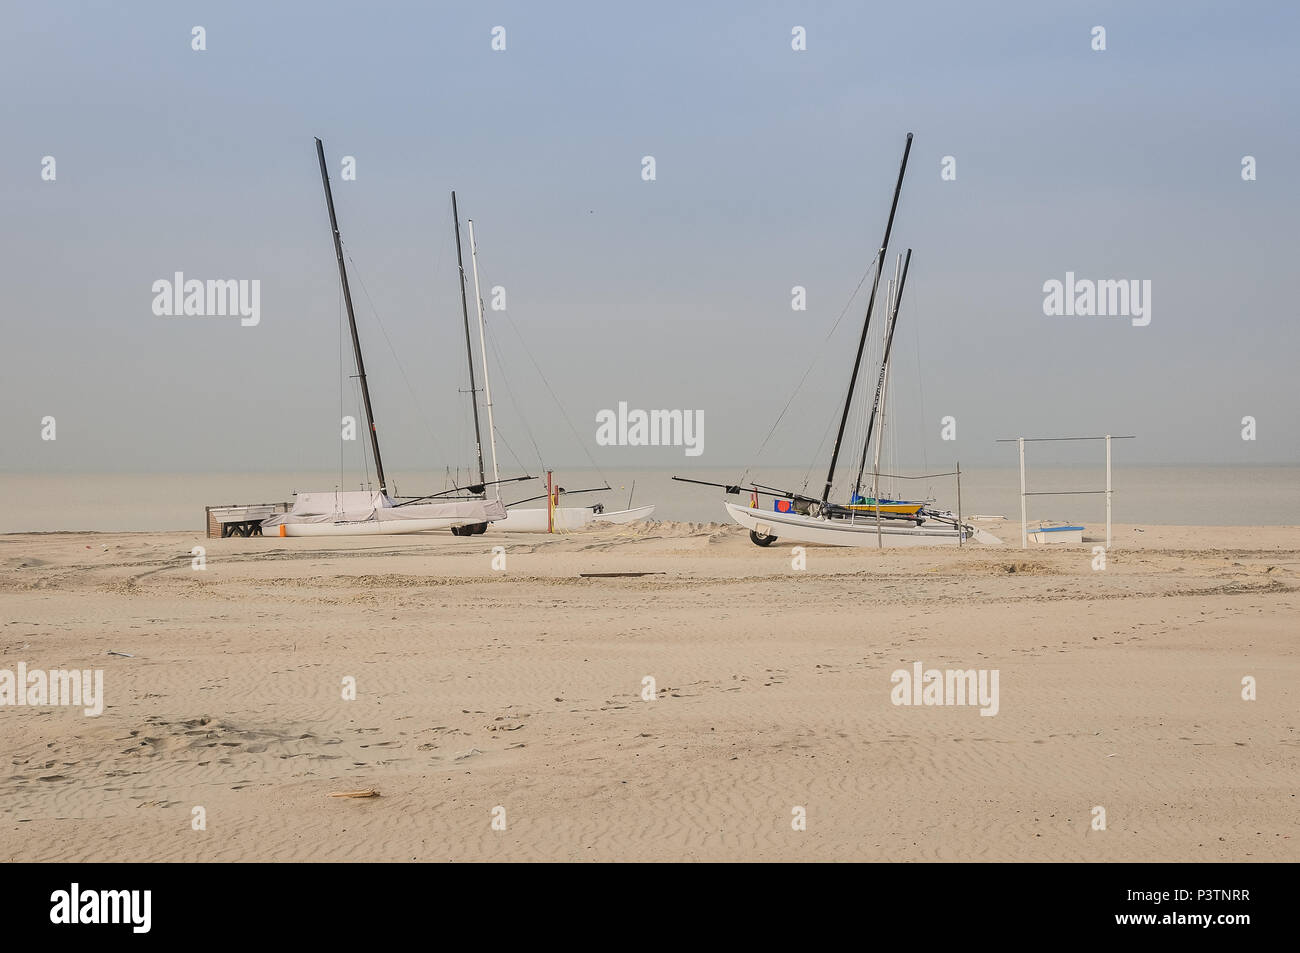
[495,504,655,533]
[262,491,506,537]
[268,515,468,537]
[724,502,1001,548]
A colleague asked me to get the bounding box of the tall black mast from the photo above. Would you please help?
[819,132,912,505]
[852,247,912,501]
[315,137,387,495]
[452,191,486,487]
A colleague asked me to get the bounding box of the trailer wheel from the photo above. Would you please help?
[749,529,778,547]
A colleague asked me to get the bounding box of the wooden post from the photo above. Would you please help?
[1018,437,1028,549]
[956,461,963,548]
[546,470,554,534]
[1105,434,1112,550]
[873,463,883,548]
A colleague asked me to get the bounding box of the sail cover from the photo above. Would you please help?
[262,491,505,528]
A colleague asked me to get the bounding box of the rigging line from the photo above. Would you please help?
[351,362,374,493]
[340,242,449,466]
[482,298,546,472]
[739,250,881,484]
[337,280,374,493]
[911,284,929,480]
[454,197,482,482]
[890,389,898,498]
[444,194,470,480]
[891,377,899,496]
[338,281,345,491]
[466,245,546,474]
[801,408,842,492]
[350,373,373,492]
[854,278,889,495]
[490,420,532,480]
[804,290,882,494]
[495,294,609,483]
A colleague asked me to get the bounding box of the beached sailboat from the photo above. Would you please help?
[263,489,505,537]
[261,140,507,537]
[442,192,537,536]
[456,216,655,533]
[674,133,999,548]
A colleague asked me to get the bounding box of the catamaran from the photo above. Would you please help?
[494,487,656,532]
[261,140,508,537]
[674,133,1000,548]
[454,215,655,533]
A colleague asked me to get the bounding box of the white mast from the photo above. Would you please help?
[870,254,903,499]
[870,279,893,499]
[467,219,500,500]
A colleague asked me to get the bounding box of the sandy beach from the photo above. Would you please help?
[0,520,1295,862]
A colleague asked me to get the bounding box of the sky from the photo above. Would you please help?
[2,0,1297,484]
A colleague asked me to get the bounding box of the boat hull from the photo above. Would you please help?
[494,503,656,533]
[262,491,506,537]
[724,502,1000,548]
[1027,525,1085,545]
[591,504,656,524]
[845,502,924,517]
[269,516,466,537]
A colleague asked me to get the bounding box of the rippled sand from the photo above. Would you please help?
[1,521,1295,861]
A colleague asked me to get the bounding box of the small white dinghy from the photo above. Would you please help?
[725,502,1000,548]
[494,503,655,533]
[1026,524,1084,545]
[594,504,656,525]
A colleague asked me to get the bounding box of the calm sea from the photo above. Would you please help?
[2,466,1297,533]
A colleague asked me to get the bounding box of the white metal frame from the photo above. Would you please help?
[998,435,1135,549]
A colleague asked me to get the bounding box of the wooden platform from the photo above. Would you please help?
[205,503,289,539]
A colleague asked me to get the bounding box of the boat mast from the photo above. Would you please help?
[451,191,487,488]
[869,271,897,498]
[315,137,387,496]
[873,256,904,498]
[819,132,912,505]
[852,248,912,501]
[871,333,889,498]
[467,219,501,500]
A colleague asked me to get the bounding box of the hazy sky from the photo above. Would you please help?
[3,1,1297,484]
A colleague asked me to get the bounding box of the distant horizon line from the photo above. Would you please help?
[5,461,1298,477]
